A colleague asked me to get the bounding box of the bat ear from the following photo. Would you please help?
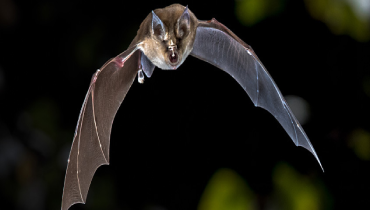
[176,5,190,39]
[151,11,165,40]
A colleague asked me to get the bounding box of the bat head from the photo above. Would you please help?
[142,5,197,70]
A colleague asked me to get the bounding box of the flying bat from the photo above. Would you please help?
[61,4,323,210]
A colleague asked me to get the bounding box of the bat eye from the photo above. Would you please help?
[179,26,189,39]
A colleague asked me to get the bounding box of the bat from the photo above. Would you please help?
[61,4,323,210]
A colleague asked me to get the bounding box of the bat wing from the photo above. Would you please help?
[191,19,323,171]
[61,44,142,210]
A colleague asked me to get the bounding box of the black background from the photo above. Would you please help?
[0,0,369,210]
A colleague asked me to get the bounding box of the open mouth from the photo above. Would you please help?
[169,51,178,64]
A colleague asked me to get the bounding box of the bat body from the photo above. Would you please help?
[61,4,323,210]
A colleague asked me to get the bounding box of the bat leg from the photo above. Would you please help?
[137,51,145,84]
[138,69,144,84]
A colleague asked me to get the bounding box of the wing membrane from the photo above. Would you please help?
[191,24,323,170]
[62,45,140,210]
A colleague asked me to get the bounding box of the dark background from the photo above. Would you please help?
[0,0,369,210]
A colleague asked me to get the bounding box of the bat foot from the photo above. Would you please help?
[138,69,144,84]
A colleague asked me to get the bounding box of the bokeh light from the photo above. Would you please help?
[198,168,255,210]
[304,0,370,42]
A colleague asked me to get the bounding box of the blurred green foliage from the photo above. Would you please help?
[273,163,332,210]
[198,165,332,210]
[236,0,370,42]
[198,168,255,210]
[235,0,286,26]
[349,129,370,160]
[304,0,370,42]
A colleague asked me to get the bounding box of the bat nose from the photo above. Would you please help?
[166,38,177,47]
[168,45,177,51]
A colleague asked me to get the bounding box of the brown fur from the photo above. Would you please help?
[132,4,199,70]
